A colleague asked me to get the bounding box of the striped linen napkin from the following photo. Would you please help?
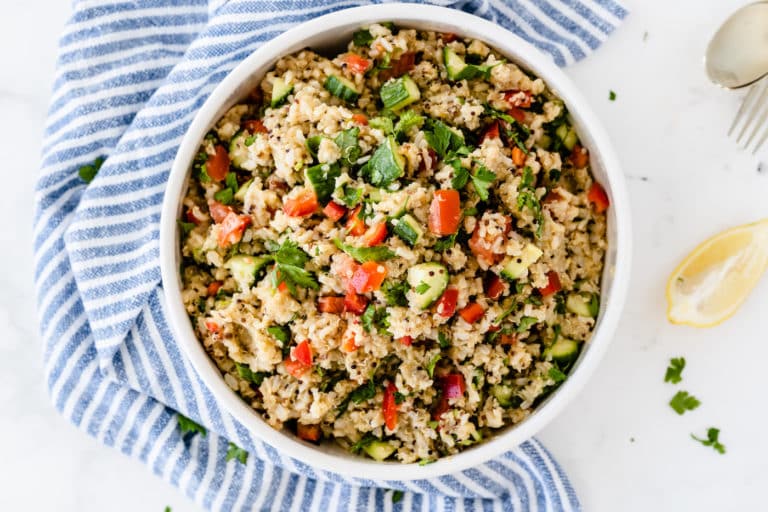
[33,1,626,510]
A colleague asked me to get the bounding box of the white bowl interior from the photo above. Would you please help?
[160,4,631,480]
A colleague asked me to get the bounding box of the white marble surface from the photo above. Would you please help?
[2,1,766,510]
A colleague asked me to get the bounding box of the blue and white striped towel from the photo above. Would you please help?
[33,1,626,510]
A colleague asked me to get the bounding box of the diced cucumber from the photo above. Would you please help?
[233,178,253,202]
[363,440,396,461]
[490,384,516,407]
[380,75,421,111]
[305,162,341,204]
[555,123,578,151]
[225,255,272,291]
[361,136,405,188]
[324,74,360,103]
[443,47,469,80]
[500,244,543,280]
[566,292,599,318]
[392,214,423,247]
[538,134,552,150]
[407,263,449,309]
[544,338,579,363]
[270,77,293,108]
[229,130,258,170]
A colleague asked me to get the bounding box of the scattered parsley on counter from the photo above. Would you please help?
[226,442,249,464]
[609,90,617,101]
[691,427,726,454]
[164,507,171,512]
[391,490,404,503]
[669,390,701,415]
[177,414,207,437]
[78,156,105,183]
[664,357,686,384]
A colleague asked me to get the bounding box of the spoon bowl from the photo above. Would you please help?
[706,1,768,89]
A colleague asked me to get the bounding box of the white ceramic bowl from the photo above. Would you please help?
[160,3,631,480]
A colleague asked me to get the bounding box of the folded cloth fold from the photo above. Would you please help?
[33,1,626,510]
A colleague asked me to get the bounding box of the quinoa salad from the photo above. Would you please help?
[178,24,610,464]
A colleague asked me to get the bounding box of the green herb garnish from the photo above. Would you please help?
[691,427,726,454]
[609,90,617,101]
[426,353,441,378]
[382,280,409,306]
[333,238,396,263]
[268,240,319,294]
[334,127,361,166]
[235,363,267,386]
[352,29,374,46]
[177,414,207,437]
[391,490,404,503]
[78,156,105,183]
[517,166,543,238]
[548,366,567,383]
[516,316,538,333]
[669,391,701,415]
[664,357,686,384]
[226,442,248,464]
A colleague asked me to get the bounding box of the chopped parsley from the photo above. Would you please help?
[268,240,319,294]
[177,414,207,437]
[213,187,234,205]
[391,490,404,503]
[691,427,726,454]
[266,324,290,345]
[178,220,196,235]
[337,183,363,208]
[337,379,377,416]
[350,433,377,454]
[453,162,496,201]
[352,29,374,46]
[78,156,105,183]
[669,391,701,415]
[423,119,464,158]
[382,280,409,306]
[433,233,458,252]
[516,316,538,333]
[333,238,396,263]
[414,281,431,294]
[369,116,394,134]
[548,366,567,383]
[664,357,686,384]
[393,391,407,404]
[362,304,389,334]
[394,110,425,139]
[225,442,248,464]
[426,353,441,378]
[609,90,617,101]
[517,166,543,238]
[235,363,267,386]
[437,332,450,349]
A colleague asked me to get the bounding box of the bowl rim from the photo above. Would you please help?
[159,2,632,480]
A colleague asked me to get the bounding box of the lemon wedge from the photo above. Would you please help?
[666,219,768,327]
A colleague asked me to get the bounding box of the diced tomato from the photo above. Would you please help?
[508,107,526,124]
[207,281,223,297]
[277,281,289,293]
[217,212,251,248]
[345,205,366,236]
[351,113,368,126]
[434,288,459,318]
[569,144,589,168]
[362,222,388,247]
[439,32,458,43]
[341,333,358,353]
[204,320,220,333]
[383,382,398,431]
[511,146,526,167]
[205,145,230,182]
[499,333,518,345]
[587,181,610,213]
[317,296,346,314]
[283,188,318,217]
[468,217,512,266]
[379,52,416,81]
[344,292,368,315]
[186,207,204,225]
[504,89,533,109]
[538,271,562,297]
[323,201,347,222]
[337,254,360,293]
[487,324,500,333]
[432,394,450,420]
[480,121,500,143]
[350,261,387,293]
[343,53,372,74]
[291,339,313,367]
[243,119,268,134]
[398,335,413,346]
[485,275,505,300]
[459,302,485,324]
[428,189,461,236]
[208,200,233,224]
[441,373,465,399]
[297,424,321,442]
[284,357,309,378]
[543,189,563,204]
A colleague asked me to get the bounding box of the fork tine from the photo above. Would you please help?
[744,86,768,149]
[752,122,768,154]
[736,80,768,144]
[729,82,760,136]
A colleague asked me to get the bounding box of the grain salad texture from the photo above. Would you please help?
[178,24,609,463]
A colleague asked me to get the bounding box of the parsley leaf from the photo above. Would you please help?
[333,239,396,263]
[437,332,450,349]
[433,233,458,252]
[394,110,425,139]
[449,159,470,190]
[267,325,290,345]
[177,414,207,437]
[516,316,538,333]
[470,164,496,201]
[78,156,105,183]
[225,442,248,464]
[352,29,374,46]
[426,353,441,378]
[423,119,464,158]
[369,116,394,135]
[336,183,363,208]
[382,280,409,306]
[214,187,234,205]
[517,166,543,238]
[350,433,377,454]
[669,391,701,415]
[393,391,407,404]
[334,127,361,166]
[548,366,567,383]
[268,240,319,293]
[178,220,196,235]
[235,362,267,386]
[691,427,726,454]
[415,281,431,294]
[609,90,617,101]
[664,357,686,384]
[337,379,378,416]
[362,304,389,334]
[392,490,404,503]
